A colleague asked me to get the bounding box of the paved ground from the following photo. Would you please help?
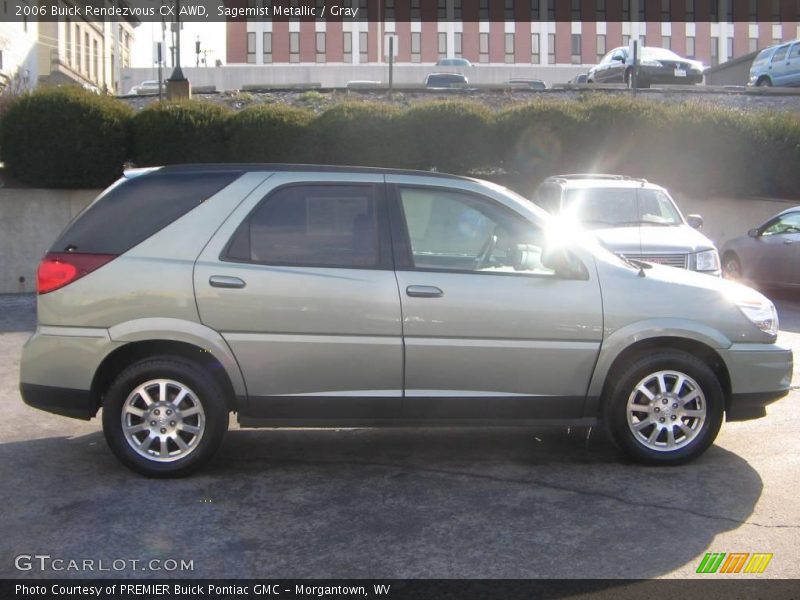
[1,292,798,579]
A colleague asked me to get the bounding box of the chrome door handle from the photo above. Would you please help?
[209,275,246,289]
[406,285,444,298]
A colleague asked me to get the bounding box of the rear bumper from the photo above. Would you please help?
[19,383,95,420]
[720,342,793,421]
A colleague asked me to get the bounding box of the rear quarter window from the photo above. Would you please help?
[50,171,242,254]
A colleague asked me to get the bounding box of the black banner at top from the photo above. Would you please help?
[2,0,799,23]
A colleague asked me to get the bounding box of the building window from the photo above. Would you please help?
[438,0,447,19]
[505,33,515,63]
[479,32,489,63]
[84,32,89,74]
[726,36,733,59]
[454,0,462,19]
[289,32,299,63]
[384,0,395,20]
[438,32,447,59]
[411,0,420,19]
[725,0,733,21]
[93,39,99,83]
[748,36,758,52]
[596,0,606,20]
[247,32,256,63]
[686,35,695,57]
[531,32,540,63]
[358,0,368,19]
[748,0,757,21]
[547,0,555,20]
[263,32,272,63]
[505,0,515,20]
[75,26,81,73]
[771,0,780,21]
[411,32,421,63]
[531,0,540,20]
[548,33,555,64]
[686,0,695,21]
[316,32,326,63]
[479,0,489,19]
[455,32,463,57]
[571,34,581,64]
[359,31,369,63]
[571,0,580,19]
[661,0,670,21]
[247,0,257,22]
[622,0,630,20]
[638,0,645,20]
[344,31,353,62]
[65,18,71,67]
[663,35,671,50]
[622,34,630,48]
[710,0,718,21]
[596,34,606,61]
[710,36,719,65]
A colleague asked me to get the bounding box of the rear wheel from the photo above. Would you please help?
[102,357,229,477]
[604,350,724,465]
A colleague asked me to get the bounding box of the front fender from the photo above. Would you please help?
[108,318,248,397]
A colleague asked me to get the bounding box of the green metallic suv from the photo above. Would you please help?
[19,165,792,477]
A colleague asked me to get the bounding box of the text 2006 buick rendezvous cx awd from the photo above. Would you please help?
[19,165,792,477]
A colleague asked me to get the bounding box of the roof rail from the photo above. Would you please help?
[550,173,627,180]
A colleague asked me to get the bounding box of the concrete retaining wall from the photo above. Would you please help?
[0,189,96,294]
[0,187,796,294]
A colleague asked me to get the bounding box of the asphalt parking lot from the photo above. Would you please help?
[1,292,798,579]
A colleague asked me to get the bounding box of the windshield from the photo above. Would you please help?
[642,47,685,61]
[563,187,683,228]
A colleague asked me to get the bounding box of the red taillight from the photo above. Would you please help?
[37,252,117,294]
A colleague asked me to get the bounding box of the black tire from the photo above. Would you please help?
[757,77,772,87]
[604,350,724,465]
[102,356,229,477]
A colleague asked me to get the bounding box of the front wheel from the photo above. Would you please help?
[723,253,742,281]
[604,350,724,465]
[102,357,229,477]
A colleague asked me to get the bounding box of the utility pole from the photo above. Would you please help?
[195,35,200,67]
[166,0,191,98]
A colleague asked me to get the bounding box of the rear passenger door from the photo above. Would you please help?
[194,173,403,421]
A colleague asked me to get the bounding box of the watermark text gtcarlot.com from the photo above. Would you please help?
[14,554,194,573]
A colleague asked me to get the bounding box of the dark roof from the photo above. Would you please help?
[153,163,473,181]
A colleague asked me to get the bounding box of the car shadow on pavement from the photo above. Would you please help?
[0,426,763,580]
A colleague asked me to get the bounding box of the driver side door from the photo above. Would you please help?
[387,179,604,421]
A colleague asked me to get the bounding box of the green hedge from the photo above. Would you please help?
[130,100,230,166]
[2,91,800,199]
[311,102,404,167]
[227,104,314,163]
[0,87,132,188]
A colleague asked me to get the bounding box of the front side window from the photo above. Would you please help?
[227,185,379,268]
[772,45,789,63]
[399,187,555,276]
[762,212,800,236]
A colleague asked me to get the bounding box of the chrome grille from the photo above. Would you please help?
[623,253,689,269]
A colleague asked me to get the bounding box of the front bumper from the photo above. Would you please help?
[720,342,793,421]
[639,66,703,85]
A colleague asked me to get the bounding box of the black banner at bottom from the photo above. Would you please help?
[3,579,800,600]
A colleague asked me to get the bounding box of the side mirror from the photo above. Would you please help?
[541,246,589,280]
[686,214,703,229]
[748,228,760,238]
[612,54,625,62]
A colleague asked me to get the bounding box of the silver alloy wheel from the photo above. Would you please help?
[121,379,206,462]
[724,257,741,281]
[626,370,707,452]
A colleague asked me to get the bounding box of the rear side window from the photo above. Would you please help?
[226,184,379,268]
[50,171,242,254]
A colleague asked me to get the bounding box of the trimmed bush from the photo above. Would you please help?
[400,100,493,173]
[0,87,132,188]
[227,104,314,163]
[130,100,230,166]
[311,102,404,167]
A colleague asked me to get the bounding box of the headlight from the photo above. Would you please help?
[694,249,720,272]
[737,298,779,336]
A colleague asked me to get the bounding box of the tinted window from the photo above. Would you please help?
[399,187,556,276]
[791,44,800,59]
[227,185,379,268]
[50,171,242,254]
[763,212,800,235]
